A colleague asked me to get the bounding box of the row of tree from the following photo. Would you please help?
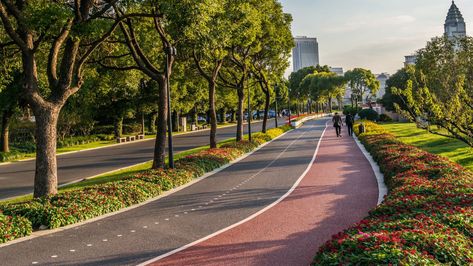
[0,0,293,198]
[382,36,473,147]
[288,66,379,112]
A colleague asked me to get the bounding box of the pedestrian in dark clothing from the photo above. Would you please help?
[345,114,354,136]
[332,112,343,137]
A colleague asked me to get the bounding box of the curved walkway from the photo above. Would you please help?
[150,124,379,266]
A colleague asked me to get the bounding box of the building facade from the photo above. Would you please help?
[292,36,319,72]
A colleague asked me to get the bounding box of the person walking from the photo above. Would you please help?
[345,113,354,136]
[332,112,343,137]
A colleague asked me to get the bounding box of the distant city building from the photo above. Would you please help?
[445,1,466,39]
[292,36,319,72]
[404,55,417,67]
[330,67,344,76]
[375,73,390,99]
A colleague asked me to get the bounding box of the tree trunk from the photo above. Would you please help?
[172,111,178,132]
[1,110,12,153]
[153,76,168,169]
[219,108,226,123]
[328,98,333,112]
[209,81,218,148]
[149,113,157,133]
[231,110,236,122]
[114,117,123,138]
[141,112,145,135]
[236,87,244,141]
[262,86,270,133]
[33,107,60,198]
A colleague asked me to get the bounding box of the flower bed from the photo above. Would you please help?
[0,125,292,243]
[313,121,473,265]
[0,213,32,244]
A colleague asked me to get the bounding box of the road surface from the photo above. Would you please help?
[0,118,286,199]
[0,119,325,266]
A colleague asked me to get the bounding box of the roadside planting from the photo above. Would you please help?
[0,125,292,243]
[313,121,473,265]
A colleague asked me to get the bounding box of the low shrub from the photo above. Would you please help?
[1,124,293,241]
[379,113,393,122]
[0,212,32,244]
[313,122,473,265]
[358,108,380,121]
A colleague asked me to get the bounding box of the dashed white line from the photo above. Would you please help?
[143,226,148,228]
[86,244,93,247]
[70,249,76,252]
[174,215,179,218]
[32,262,38,264]
[102,239,108,242]
[130,230,136,233]
[165,218,170,221]
[154,222,159,225]
[184,212,188,214]
[51,255,58,258]
[117,235,123,237]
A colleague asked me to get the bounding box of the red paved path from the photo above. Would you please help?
[151,124,379,266]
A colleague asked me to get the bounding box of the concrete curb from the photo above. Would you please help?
[0,122,296,249]
[352,134,388,205]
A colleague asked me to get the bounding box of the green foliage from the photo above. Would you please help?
[359,109,380,121]
[0,213,32,244]
[314,122,473,265]
[345,68,380,104]
[343,105,362,116]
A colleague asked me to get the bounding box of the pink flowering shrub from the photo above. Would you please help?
[0,212,32,243]
[313,122,473,265]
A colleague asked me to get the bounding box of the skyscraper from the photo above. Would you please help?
[292,36,319,72]
[445,1,466,39]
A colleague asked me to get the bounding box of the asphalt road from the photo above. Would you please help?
[0,118,286,200]
[0,118,327,266]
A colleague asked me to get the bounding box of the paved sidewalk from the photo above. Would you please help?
[152,124,379,266]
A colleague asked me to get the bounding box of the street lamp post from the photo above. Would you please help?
[166,46,177,169]
[288,96,291,126]
[247,73,252,142]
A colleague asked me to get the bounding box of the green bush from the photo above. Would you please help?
[379,114,393,122]
[358,108,380,121]
[343,106,362,116]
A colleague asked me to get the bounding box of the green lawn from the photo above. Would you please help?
[381,123,473,171]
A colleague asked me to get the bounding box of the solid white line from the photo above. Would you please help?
[136,119,328,266]
[352,134,388,205]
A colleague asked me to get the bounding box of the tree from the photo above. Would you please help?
[218,0,264,141]
[0,70,22,153]
[189,1,229,148]
[251,0,293,133]
[393,36,473,146]
[301,71,346,112]
[345,68,380,108]
[0,1,139,197]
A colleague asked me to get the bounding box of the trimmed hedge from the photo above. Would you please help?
[313,121,473,265]
[0,124,293,243]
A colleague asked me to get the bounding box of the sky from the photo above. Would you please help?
[279,0,473,75]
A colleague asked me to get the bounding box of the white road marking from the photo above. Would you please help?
[143,226,148,228]
[32,262,38,264]
[184,212,188,214]
[102,239,108,242]
[174,215,179,218]
[51,255,58,258]
[130,230,136,233]
[70,249,76,252]
[86,244,93,247]
[165,218,170,221]
[117,235,123,237]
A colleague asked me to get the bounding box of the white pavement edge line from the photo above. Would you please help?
[352,134,388,205]
[0,122,297,249]
[0,119,280,167]
[136,120,328,266]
